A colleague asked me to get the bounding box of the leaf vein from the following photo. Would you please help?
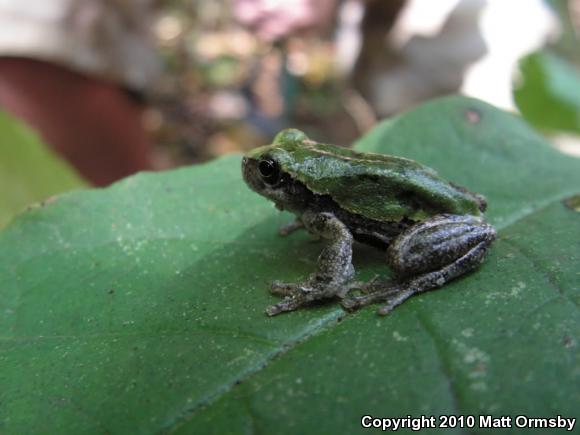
[162,310,346,433]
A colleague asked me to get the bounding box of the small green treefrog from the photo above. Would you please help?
[242,129,496,316]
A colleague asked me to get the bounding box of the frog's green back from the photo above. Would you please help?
[265,130,482,222]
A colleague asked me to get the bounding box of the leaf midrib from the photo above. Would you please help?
[163,310,346,433]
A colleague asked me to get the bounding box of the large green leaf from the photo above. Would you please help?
[1,96,579,434]
[0,111,85,228]
[514,52,580,134]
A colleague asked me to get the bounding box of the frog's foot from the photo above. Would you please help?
[267,280,348,316]
[341,283,401,311]
[266,292,322,316]
[342,281,425,315]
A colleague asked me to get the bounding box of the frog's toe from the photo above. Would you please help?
[266,302,286,316]
[266,296,304,316]
[341,294,366,311]
[270,281,300,296]
[342,294,382,312]
[336,281,362,298]
[341,284,402,312]
[270,281,293,296]
[377,303,397,316]
[355,275,381,295]
[270,281,314,297]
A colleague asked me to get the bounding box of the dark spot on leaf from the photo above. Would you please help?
[108,288,115,295]
[25,195,60,212]
[41,196,59,207]
[563,194,580,212]
[465,108,482,124]
[562,335,574,348]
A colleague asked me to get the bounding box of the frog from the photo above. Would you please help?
[241,129,496,316]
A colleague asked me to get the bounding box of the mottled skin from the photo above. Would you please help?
[242,129,496,316]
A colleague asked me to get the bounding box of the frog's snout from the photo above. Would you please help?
[241,156,252,178]
[241,156,251,176]
[242,155,261,192]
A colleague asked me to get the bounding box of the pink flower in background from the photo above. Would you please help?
[233,0,335,41]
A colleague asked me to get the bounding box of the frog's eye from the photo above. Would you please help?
[258,158,280,185]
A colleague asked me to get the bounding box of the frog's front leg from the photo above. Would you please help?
[267,211,354,316]
[342,214,496,315]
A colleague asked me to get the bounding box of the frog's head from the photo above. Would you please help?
[242,129,314,213]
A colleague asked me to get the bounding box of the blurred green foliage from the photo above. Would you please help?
[514,52,580,134]
[0,111,85,229]
[515,0,580,134]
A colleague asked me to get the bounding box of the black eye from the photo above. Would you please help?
[258,158,280,184]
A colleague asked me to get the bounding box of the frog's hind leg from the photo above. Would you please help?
[342,214,496,315]
[380,239,490,315]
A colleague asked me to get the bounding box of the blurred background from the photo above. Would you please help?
[0,0,579,227]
